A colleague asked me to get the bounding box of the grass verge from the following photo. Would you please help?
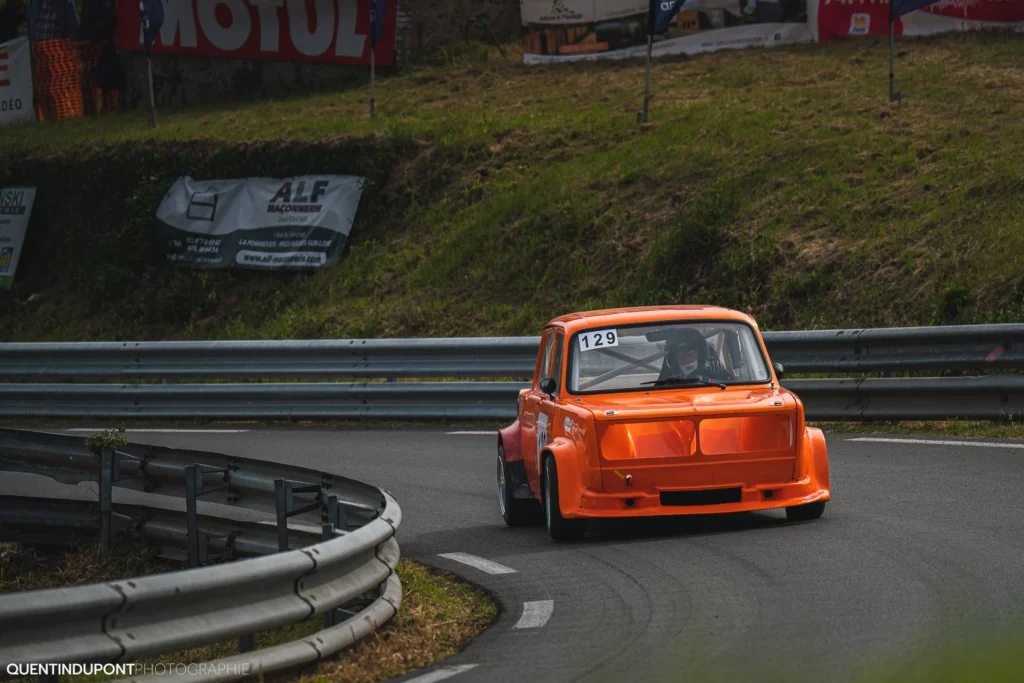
[0,541,496,682]
[2,34,1024,341]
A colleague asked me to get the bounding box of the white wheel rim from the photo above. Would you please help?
[497,453,507,517]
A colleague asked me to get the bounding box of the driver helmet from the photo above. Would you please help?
[666,329,707,376]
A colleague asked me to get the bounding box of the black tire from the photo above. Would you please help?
[543,455,586,541]
[498,446,541,527]
[786,500,826,522]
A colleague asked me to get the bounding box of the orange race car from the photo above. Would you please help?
[497,306,831,540]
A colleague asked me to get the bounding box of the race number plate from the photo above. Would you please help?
[579,329,619,352]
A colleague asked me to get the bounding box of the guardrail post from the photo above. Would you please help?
[185,465,201,568]
[99,447,113,562]
[274,479,289,552]
[327,495,347,533]
[322,521,337,629]
[238,633,255,653]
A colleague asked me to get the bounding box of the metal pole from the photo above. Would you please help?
[274,479,289,552]
[146,57,158,128]
[370,41,376,120]
[641,35,653,123]
[99,448,113,562]
[238,633,255,653]
[479,15,509,62]
[888,20,901,104]
[185,465,200,568]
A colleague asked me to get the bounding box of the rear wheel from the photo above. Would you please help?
[543,456,586,541]
[498,446,540,527]
[786,500,826,522]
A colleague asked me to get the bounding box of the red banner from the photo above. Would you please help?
[818,1,902,42]
[115,0,397,66]
[921,0,1024,23]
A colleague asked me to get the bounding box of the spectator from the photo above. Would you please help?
[0,0,27,43]
[77,0,115,41]
[26,0,78,42]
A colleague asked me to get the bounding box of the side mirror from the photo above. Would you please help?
[773,363,785,380]
[539,376,557,398]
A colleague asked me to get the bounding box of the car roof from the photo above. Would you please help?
[544,305,758,334]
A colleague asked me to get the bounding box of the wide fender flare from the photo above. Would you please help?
[499,419,523,463]
[543,437,582,516]
[803,426,831,494]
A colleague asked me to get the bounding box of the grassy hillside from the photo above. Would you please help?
[1,33,1023,341]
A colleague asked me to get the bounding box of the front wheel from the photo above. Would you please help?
[786,500,826,522]
[543,456,586,541]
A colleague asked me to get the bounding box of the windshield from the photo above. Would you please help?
[567,321,771,394]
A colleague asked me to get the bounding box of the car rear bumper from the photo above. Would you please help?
[569,476,829,518]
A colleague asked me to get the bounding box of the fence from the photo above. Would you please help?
[1,323,1022,420]
[0,428,401,679]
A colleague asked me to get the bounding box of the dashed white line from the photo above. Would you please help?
[63,428,249,434]
[445,431,496,435]
[437,552,516,575]
[402,664,479,683]
[847,437,1024,449]
[514,600,554,629]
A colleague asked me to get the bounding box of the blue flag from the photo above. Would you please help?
[649,0,688,36]
[890,0,942,20]
[140,0,164,57]
[370,0,388,48]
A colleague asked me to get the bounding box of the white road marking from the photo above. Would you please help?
[402,665,479,683]
[514,600,554,629]
[445,431,496,435]
[64,428,249,434]
[848,437,1024,449]
[437,552,516,575]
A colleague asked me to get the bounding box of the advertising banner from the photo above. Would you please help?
[155,175,365,270]
[522,0,812,64]
[116,0,398,66]
[0,38,35,126]
[816,0,1024,41]
[0,187,36,289]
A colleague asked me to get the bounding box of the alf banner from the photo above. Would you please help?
[116,0,398,65]
[155,175,365,271]
[522,0,813,64]
[0,38,35,126]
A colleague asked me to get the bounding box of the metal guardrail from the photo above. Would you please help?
[0,429,403,679]
[0,324,1022,420]
[1,324,1021,379]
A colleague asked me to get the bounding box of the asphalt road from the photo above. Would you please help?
[14,427,1024,682]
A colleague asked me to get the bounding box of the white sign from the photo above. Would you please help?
[0,38,35,126]
[579,329,619,352]
[0,187,36,289]
[155,175,365,270]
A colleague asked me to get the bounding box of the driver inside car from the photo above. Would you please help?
[657,329,732,382]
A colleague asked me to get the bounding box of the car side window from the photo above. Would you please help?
[536,331,556,389]
[550,333,564,396]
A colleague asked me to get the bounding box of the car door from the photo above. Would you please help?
[522,330,557,497]
[534,330,565,489]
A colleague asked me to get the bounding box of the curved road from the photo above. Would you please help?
[49,427,1024,682]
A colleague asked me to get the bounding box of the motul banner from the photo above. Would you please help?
[116,0,397,65]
